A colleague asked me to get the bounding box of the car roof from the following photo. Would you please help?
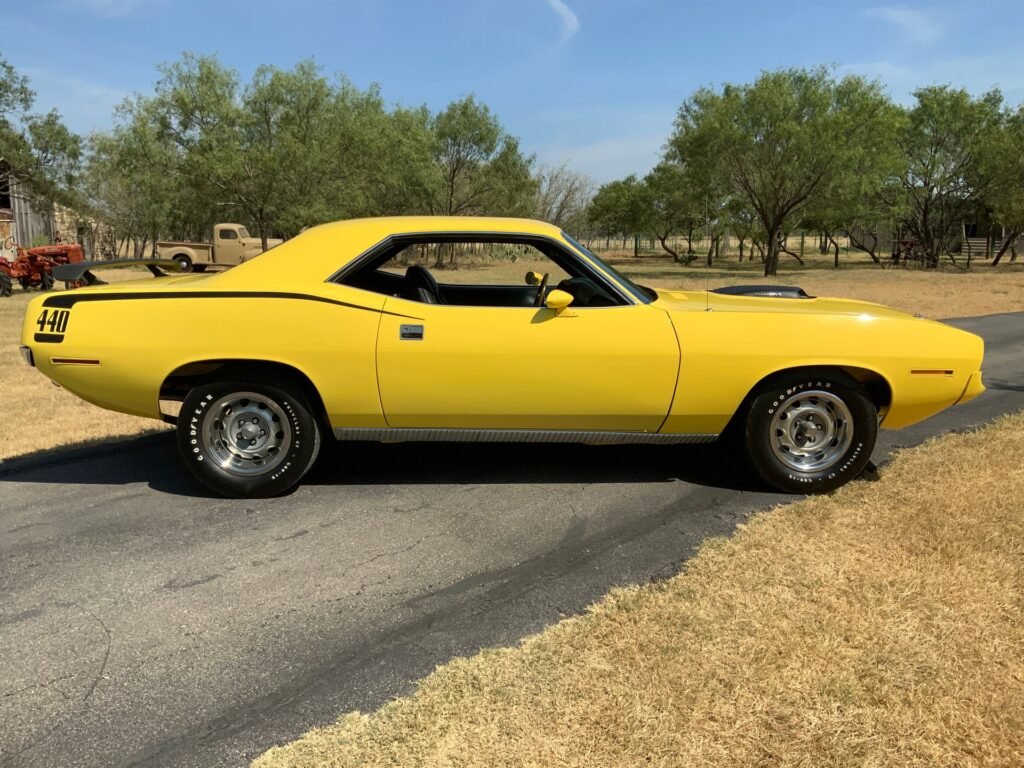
[215,216,565,288]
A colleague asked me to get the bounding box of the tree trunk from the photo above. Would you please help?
[991,231,1021,265]
[738,238,746,261]
[847,230,882,265]
[657,235,680,262]
[764,229,781,276]
[778,236,805,267]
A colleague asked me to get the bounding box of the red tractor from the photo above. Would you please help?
[0,243,86,297]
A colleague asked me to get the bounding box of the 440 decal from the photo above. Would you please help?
[34,308,70,342]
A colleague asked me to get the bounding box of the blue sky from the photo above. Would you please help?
[5,0,1023,181]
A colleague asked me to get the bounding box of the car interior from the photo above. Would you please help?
[337,235,625,308]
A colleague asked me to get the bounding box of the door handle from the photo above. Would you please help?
[400,324,424,340]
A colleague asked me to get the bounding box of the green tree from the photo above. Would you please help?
[986,105,1024,265]
[430,95,536,217]
[428,95,536,266]
[642,162,700,262]
[0,55,83,213]
[893,86,1006,267]
[669,67,895,276]
[587,175,649,254]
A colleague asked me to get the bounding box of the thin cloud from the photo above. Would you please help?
[864,5,943,44]
[545,0,580,42]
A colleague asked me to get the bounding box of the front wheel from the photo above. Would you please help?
[745,371,877,494]
[177,380,321,498]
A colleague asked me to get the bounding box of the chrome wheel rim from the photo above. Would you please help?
[769,389,853,473]
[202,392,290,477]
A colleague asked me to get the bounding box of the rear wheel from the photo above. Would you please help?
[745,371,877,494]
[40,272,54,291]
[0,272,11,297]
[177,379,321,498]
[173,253,193,273]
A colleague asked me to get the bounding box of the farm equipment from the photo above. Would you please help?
[0,243,86,297]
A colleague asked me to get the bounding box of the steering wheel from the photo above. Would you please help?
[533,273,549,307]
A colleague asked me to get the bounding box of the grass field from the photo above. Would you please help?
[254,409,1024,768]
[2,259,1023,462]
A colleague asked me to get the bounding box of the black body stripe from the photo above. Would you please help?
[42,290,420,319]
[34,333,64,343]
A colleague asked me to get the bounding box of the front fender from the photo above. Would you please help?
[660,310,984,434]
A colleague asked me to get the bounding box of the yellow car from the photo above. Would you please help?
[20,216,985,498]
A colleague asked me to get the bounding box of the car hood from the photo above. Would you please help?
[652,289,920,320]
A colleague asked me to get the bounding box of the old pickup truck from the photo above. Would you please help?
[156,223,283,272]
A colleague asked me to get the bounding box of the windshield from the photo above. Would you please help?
[238,227,251,239]
[561,232,654,304]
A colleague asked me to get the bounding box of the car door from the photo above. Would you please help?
[375,298,680,432]
[214,226,245,264]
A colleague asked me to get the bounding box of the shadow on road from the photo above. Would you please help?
[0,431,767,497]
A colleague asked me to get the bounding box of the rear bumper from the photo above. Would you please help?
[955,371,985,406]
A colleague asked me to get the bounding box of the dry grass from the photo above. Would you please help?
[2,261,1022,462]
[254,411,1024,768]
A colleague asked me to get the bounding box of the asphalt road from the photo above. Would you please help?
[2,312,1022,768]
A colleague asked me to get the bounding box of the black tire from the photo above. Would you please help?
[40,272,54,291]
[745,370,877,494]
[174,254,193,273]
[0,272,11,297]
[177,379,321,498]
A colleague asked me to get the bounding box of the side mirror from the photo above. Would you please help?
[525,270,543,286]
[545,289,574,313]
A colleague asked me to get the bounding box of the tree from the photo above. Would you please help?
[986,105,1024,265]
[430,95,536,218]
[893,86,1006,268]
[669,67,895,276]
[587,175,649,253]
[86,95,183,256]
[428,96,536,266]
[642,162,701,262]
[534,162,593,231]
[0,55,83,214]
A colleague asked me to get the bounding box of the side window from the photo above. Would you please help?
[218,229,238,240]
[340,237,625,308]
[377,242,571,285]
